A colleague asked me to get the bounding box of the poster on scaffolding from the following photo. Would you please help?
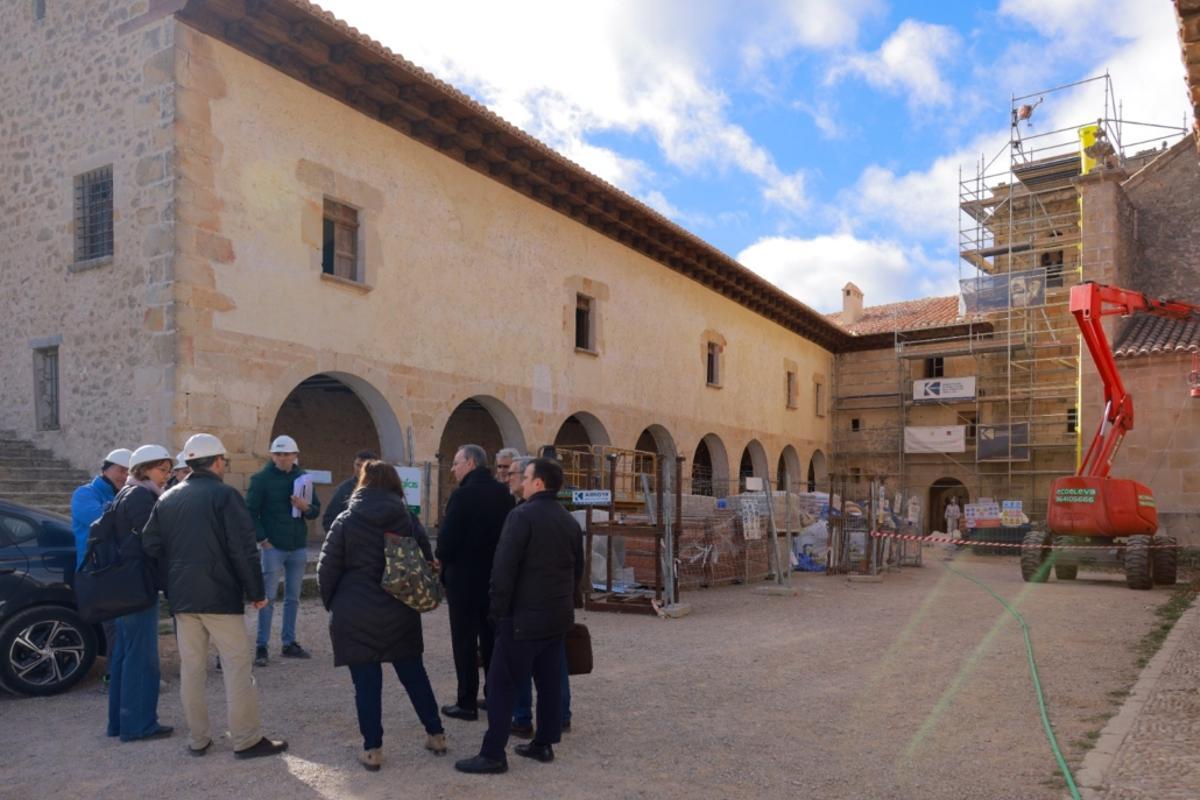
[977,422,1031,461]
[904,425,966,453]
[740,499,763,540]
[913,376,976,402]
[960,268,1046,312]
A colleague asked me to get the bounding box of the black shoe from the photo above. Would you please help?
[214,656,222,672]
[441,704,478,721]
[454,754,508,774]
[127,725,174,742]
[254,645,268,667]
[515,742,554,763]
[510,722,534,739]
[281,643,311,659]
[478,698,488,710]
[188,740,212,757]
[234,737,288,759]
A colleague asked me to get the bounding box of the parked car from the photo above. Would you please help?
[0,499,104,696]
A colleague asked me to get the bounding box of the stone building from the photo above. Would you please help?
[1,0,855,518]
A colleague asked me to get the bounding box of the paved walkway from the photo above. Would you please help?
[1076,600,1200,799]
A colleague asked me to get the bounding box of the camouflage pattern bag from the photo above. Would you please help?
[381,532,443,613]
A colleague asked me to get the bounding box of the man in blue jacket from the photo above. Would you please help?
[70,447,133,568]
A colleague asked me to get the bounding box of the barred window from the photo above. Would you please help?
[322,199,359,281]
[74,166,114,262]
[33,347,59,431]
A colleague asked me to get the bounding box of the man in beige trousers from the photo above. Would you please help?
[142,433,288,759]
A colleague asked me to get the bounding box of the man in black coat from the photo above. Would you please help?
[455,457,583,774]
[321,449,377,533]
[435,444,515,720]
[140,433,288,760]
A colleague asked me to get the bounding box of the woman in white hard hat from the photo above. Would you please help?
[104,444,175,742]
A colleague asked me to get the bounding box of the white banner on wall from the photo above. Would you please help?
[904,425,967,453]
[913,376,976,402]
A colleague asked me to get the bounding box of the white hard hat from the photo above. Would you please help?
[129,444,172,470]
[269,435,299,454]
[174,451,188,470]
[183,433,226,460]
[104,448,133,468]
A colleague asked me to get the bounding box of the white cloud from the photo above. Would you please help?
[829,20,961,108]
[737,234,957,313]
[741,0,886,68]
[312,0,854,213]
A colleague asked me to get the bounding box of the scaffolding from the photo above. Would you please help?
[833,74,1188,530]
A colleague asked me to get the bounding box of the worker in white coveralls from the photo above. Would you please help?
[944,497,962,537]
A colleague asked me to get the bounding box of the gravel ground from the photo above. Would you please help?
[0,550,1170,800]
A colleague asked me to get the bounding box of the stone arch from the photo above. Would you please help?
[436,395,527,521]
[928,477,970,535]
[807,449,828,492]
[266,372,406,515]
[737,439,769,490]
[776,445,802,491]
[691,432,730,497]
[553,411,612,448]
[635,424,678,460]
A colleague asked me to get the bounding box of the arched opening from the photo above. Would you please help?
[691,433,730,497]
[635,424,678,487]
[737,439,769,491]
[928,477,969,535]
[777,445,801,491]
[807,449,828,492]
[437,396,526,521]
[270,373,401,539]
[553,412,611,490]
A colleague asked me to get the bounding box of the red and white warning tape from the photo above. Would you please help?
[868,530,1182,550]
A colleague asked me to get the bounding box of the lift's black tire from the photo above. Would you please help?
[1125,535,1153,590]
[1021,530,1050,582]
[1152,536,1178,586]
[1054,562,1078,580]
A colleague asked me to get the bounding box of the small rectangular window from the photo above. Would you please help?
[1043,250,1065,288]
[33,346,59,431]
[74,166,113,262]
[575,294,593,351]
[851,418,861,432]
[962,412,978,443]
[322,198,359,281]
[34,0,46,21]
[706,342,720,386]
[786,370,798,408]
[924,357,944,379]
[1067,407,1077,434]
[814,378,825,417]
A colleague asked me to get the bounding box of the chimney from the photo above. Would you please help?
[842,282,864,325]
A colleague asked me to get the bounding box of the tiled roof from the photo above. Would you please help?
[827,296,963,335]
[1113,312,1200,358]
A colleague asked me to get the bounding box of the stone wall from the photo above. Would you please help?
[168,26,833,505]
[0,0,178,469]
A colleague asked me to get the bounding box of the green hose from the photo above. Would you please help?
[942,562,1081,800]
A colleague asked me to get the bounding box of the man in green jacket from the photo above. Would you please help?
[246,435,321,666]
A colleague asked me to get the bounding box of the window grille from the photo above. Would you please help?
[74,166,113,262]
[575,295,593,350]
[34,347,59,431]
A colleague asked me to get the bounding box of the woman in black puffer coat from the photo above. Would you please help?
[317,461,446,771]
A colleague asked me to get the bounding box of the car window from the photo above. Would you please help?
[0,514,39,545]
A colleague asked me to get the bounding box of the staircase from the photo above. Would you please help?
[0,430,91,517]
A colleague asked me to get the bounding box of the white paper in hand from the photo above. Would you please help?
[292,473,313,518]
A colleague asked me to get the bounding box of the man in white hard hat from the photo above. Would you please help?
[141,433,288,759]
[246,434,321,666]
[166,451,190,490]
[70,446,133,692]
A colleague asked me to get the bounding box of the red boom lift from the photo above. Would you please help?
[1021,282,1199,588]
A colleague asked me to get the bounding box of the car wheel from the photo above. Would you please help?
[0,606,98,696]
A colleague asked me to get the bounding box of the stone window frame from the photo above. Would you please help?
[784,358,799,409]
[702,332,727,389]
[73,165,114,268]
[813,373,826,417]
[321,197,362,284]
[564,276,607,358]
[574,293,597,353]
[31,336,62,431]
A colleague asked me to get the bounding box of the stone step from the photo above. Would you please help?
[0,455,79,469]
[0,478,88,494]
[0,465,90,481]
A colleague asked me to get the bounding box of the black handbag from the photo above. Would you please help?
[72,493,157,624]
[564,622,593,675]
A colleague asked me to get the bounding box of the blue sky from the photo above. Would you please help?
[317,0,1193,313]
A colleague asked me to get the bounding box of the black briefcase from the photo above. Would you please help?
[73,545,156,624]
[564,623,593,675]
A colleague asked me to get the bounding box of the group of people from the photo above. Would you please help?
[70,433,585,775]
